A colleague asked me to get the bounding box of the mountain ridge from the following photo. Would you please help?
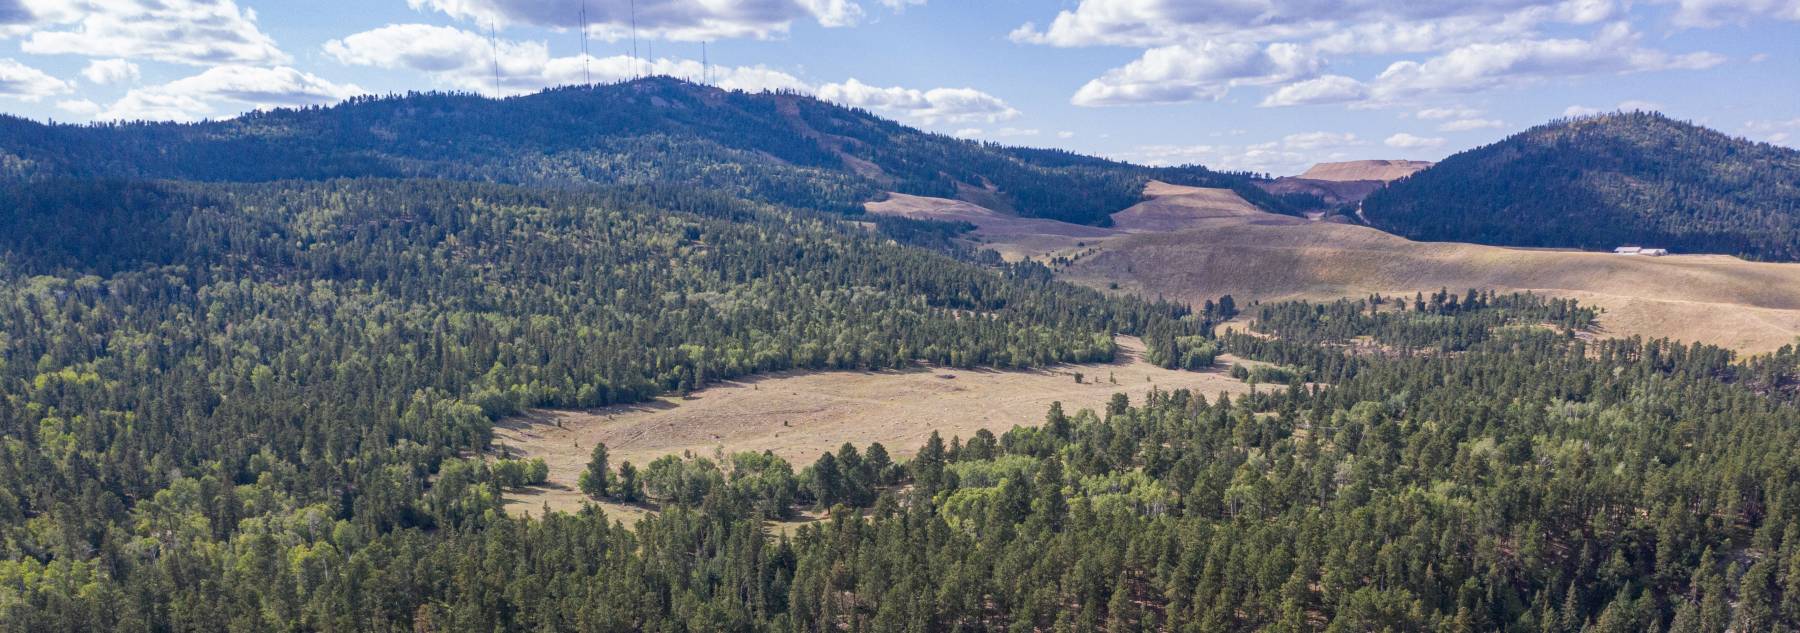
[0,76,1316,225]
[1362,111,1800,260]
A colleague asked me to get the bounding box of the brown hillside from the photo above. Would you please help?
[1299,160,1433,182]
[873,183,1800,354]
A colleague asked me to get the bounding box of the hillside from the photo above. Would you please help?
[0,77,1303,225]
[1255,160,1431,208]
[1363,112,1800,260]
[872,182,1800,353]
[1298,159,1432,182]
[10,80,1800,632]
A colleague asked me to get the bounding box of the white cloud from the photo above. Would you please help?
[21,0,286,66]
[1012,0,1619,49]
[1655,0,1800,27]
[0,57,72,100]
[1744,117,1800,146]
[54,98,99,117]
[1617,99,1663,112]
[326,25,1008,127]
[1260,75,1366,107]
[1281,131,1361,150]
[1016,2,1731,110]
[326,24,809,96]
[1073,40,1316,106]
[1438,118,1505,131]
[1385,132,1447,149]
[1416,106,1483,120]
[951,127,982,138]
[1564,104,1603,117]
[406,0,863,41]
[81,59,139,85]
[99,65,364,122]
[1057,131,1076,139]
[819,78,1019,124]
[1125,130,1365,175]
[1365,24,1723,103]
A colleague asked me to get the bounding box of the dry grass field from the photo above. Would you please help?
[1298,159,1433,182]
[494,337,1255,518]
[874,181,1800,354]
[507,180,1800,522]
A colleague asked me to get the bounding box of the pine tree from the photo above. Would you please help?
[579,443,610,499]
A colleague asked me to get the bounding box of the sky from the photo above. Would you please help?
[0,0,1796,176]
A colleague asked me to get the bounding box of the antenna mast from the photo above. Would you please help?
[489,21,502,96]
[629,0,639,78]
[702,41,708,84]
[580,0,590,85]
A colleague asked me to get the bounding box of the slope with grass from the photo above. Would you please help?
[878,181,1800,353]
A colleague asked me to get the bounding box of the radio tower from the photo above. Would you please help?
[580,0,590,85]
[629,0,640,78]
[489,21,502,96]
[702,41,708,85]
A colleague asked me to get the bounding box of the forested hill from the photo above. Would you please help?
[0,76,1307,224]
[1361,112,1800,260]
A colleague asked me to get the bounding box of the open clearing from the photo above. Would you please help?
[495,337,1254,517]
[872,182,1800,354]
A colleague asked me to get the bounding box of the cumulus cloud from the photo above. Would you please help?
[1385,133,1447,149]
[1564,104,1604,117]
[1364,24,1722,103]
[55,98,99,117]
[1017,1,1729,108]
[1073,41,1316,106]
[949,127,1043,140]
[0,57,72,100]
[1013,0,1618,49]
[1438,118,1505,131]
[1416,106,1483,120]
[1260,75,1366,107]
[326,24,1011,127]
[21,0,286,66]
[1655,0,1800,27]
[81,59,139,84]
[1744,118,1800,146]
[326,24,808,96]
[1126,130,1365,175]
[819,78,1019,124]
[406,0,863,41]
[98,65,364,122]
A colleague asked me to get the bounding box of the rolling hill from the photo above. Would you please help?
[0,76,1308,225]
[1256,159,1431,208]
[1362,112,1800,260]
[871,181,1800,353]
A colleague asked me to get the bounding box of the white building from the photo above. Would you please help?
[1614,246,1669,256]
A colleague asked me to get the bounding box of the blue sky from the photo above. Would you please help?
[1,0,1796,175]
